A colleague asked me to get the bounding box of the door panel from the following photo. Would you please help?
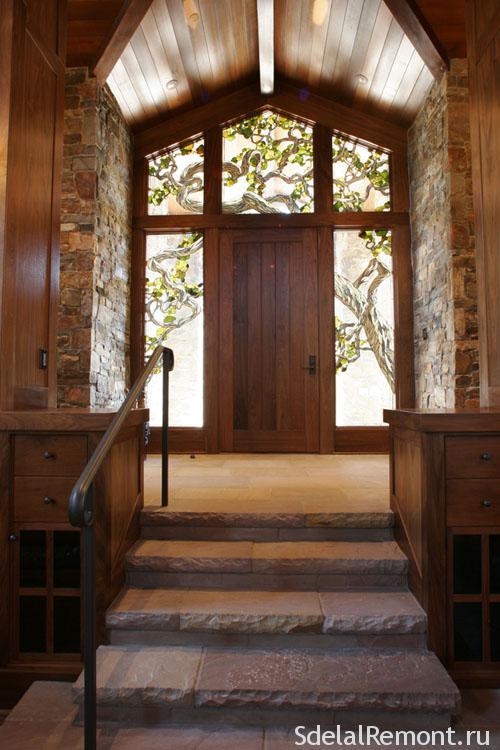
[219,229,320,452]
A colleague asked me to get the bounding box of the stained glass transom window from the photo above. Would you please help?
[222,110,314,214]
[332,136,390,212]
[148,138,204,215]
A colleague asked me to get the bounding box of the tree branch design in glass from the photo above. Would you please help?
[144,232,204,427]
[334,229,395,426]
[332,136,390,212]
[148,138,204,215]
[222,110,314,214]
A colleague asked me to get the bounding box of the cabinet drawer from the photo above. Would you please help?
[446,436,500,478]
[14,435,87,476]
[447,479,500,525]
[14,476,77,523]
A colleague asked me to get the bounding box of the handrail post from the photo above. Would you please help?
[83,486,96,750]
[161,348,170,507]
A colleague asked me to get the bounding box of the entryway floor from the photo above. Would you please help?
[144,453,390,512]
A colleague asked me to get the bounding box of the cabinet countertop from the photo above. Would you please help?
[384,408,500,432]
[0,408,149,432]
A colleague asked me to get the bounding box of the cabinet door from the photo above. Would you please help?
[14,528,82,659]
[449,529,500,666]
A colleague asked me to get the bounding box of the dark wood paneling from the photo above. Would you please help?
[0,0,66,410]
[317,227,334,453]
[392,224,415,408]
[147,426,206,454]
[381,0,448,79]
[134,211,409,230]
[93,0,155,82]
[204,227,219,453]
[0,433,9,665]
[66,0,122,66]
[466,0,500,407]
[414,0,465,58]
[334,426,390,452]
[134,83,408,159]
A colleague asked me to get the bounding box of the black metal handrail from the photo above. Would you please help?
[69,344,174,750]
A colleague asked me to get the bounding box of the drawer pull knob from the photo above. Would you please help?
[481,452,492,461]
[8,533,17,542]
[43,451,55,460]
[43,496,55,505]
[482,499,493,508]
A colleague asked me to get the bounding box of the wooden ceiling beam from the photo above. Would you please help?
[92,0,156,83]
[134,80,407,160]
[381,0,449,79]
[257,0,274,94]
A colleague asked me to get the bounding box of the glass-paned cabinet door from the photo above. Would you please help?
[16,529,81,657]
[450,531,500,664]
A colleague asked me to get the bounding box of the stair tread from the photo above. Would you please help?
[126,539,407,574]
[74,644,460,713]
[141,506,393,529]
[107,588,426,635]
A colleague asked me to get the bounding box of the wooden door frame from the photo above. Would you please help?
[130,90,415,454]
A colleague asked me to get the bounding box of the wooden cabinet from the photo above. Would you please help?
[385,408,500,687]
[0,408,148,707]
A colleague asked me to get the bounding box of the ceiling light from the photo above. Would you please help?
[166,79,178,90]
[355,73,368,85]
[312,0,329,26]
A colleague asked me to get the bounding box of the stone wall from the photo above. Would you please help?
[59,68,132,408]
[409,59,479,409]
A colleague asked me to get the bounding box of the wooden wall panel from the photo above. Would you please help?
[0,0,66,410]
[466,0,500,406]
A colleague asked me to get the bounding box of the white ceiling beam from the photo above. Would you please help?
[257,0,274,95]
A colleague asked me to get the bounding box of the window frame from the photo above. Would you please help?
[131,98,413,454]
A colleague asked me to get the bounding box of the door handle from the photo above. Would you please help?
[302,355,317,375]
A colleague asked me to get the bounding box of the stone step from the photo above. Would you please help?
[73,644,460,729]
[107,589,427,649]
[126,540,408,590]
[141,507,394,542]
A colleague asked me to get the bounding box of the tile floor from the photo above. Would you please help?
[144,453,391,512]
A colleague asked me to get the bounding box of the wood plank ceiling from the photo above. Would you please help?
[66,0,466,130]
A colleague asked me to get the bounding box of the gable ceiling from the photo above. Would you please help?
[66,0,467,130]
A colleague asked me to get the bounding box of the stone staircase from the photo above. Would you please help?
[74,506,460,733]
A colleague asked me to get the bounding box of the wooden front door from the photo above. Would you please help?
[219,228,320,452]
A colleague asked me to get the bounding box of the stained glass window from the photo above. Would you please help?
[148,138,204,215]
[332,136,390,211]
[145,232,204,427]
[222,110,314,213]
[334,229,395,425]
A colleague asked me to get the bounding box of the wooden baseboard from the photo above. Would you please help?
[334,427,389,453]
